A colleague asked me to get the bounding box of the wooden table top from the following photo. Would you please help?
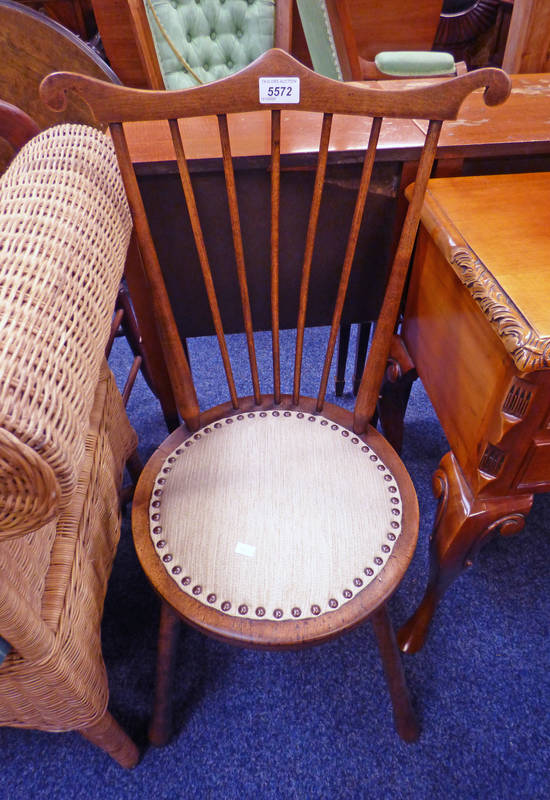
[417,171,550,370]
[124,74,550,171]
[412,73,550,158]
[124,112,424,172]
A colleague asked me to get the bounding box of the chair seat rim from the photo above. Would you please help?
[132,394,419,649]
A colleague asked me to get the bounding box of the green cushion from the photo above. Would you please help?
[293,2,455,82]
[374,51,456,77]
[144,0,275,89]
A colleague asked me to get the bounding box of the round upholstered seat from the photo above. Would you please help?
[133,400,418,648]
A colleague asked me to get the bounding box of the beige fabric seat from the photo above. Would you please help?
[151,410,403,626]
[40,48,510,748]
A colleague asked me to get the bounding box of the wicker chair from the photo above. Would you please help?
[0,0,179,431]
[0,123,139,767]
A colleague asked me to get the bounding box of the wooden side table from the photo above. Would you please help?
[387,171,550,653]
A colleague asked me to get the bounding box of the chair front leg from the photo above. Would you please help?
[149,600,181,747]
[371,603,419,743]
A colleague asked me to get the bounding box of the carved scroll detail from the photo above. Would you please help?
[485,512,527,538]
[451,247,550,371]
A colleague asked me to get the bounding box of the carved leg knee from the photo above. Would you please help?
[398,452,532,654]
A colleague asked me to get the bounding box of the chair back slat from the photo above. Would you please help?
[109,122,200,430]
[168,118,239,409]
[315,115,382,412]
[292,113,333,405]
[353,119,442,434]
[270,110,281,404]
[218,113,262,406]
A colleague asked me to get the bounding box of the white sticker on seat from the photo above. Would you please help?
[235,541,256,557]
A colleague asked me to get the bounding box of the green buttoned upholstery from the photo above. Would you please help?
[143,0,275,89]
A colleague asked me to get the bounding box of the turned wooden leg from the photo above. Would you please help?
[149,601,181,747]
[335,324,351,396]
[353,322,371,396]
[371,603,419,742]
[120,447,144,507]
[126,448,143,485]
[377,334,417,453]
[79,709,139,768]
[398,451,533,654]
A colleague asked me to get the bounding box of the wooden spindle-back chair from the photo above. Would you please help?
[41,48,510,746]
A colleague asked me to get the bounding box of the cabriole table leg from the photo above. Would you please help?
[398,451,533,654]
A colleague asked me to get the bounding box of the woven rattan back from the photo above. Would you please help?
[41,50,510,434]
[0,124,132,537]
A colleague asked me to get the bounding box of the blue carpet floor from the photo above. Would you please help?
[1,328,549,800]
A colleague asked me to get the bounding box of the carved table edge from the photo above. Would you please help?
[416,190,550,373]
[449,245,550,372]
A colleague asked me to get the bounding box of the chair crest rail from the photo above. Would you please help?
[40,49,511,124]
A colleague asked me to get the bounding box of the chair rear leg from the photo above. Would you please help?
[353,322,372,396]
[335,323,351,396]
[371,603,419,742]
[79,709,139,768]
[149,600,181,747]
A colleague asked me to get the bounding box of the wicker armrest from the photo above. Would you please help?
[0,124,132,539]
[0,429,60,539]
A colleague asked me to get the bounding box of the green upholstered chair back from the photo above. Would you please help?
[143,0,276,88]
[295,0,344,80]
